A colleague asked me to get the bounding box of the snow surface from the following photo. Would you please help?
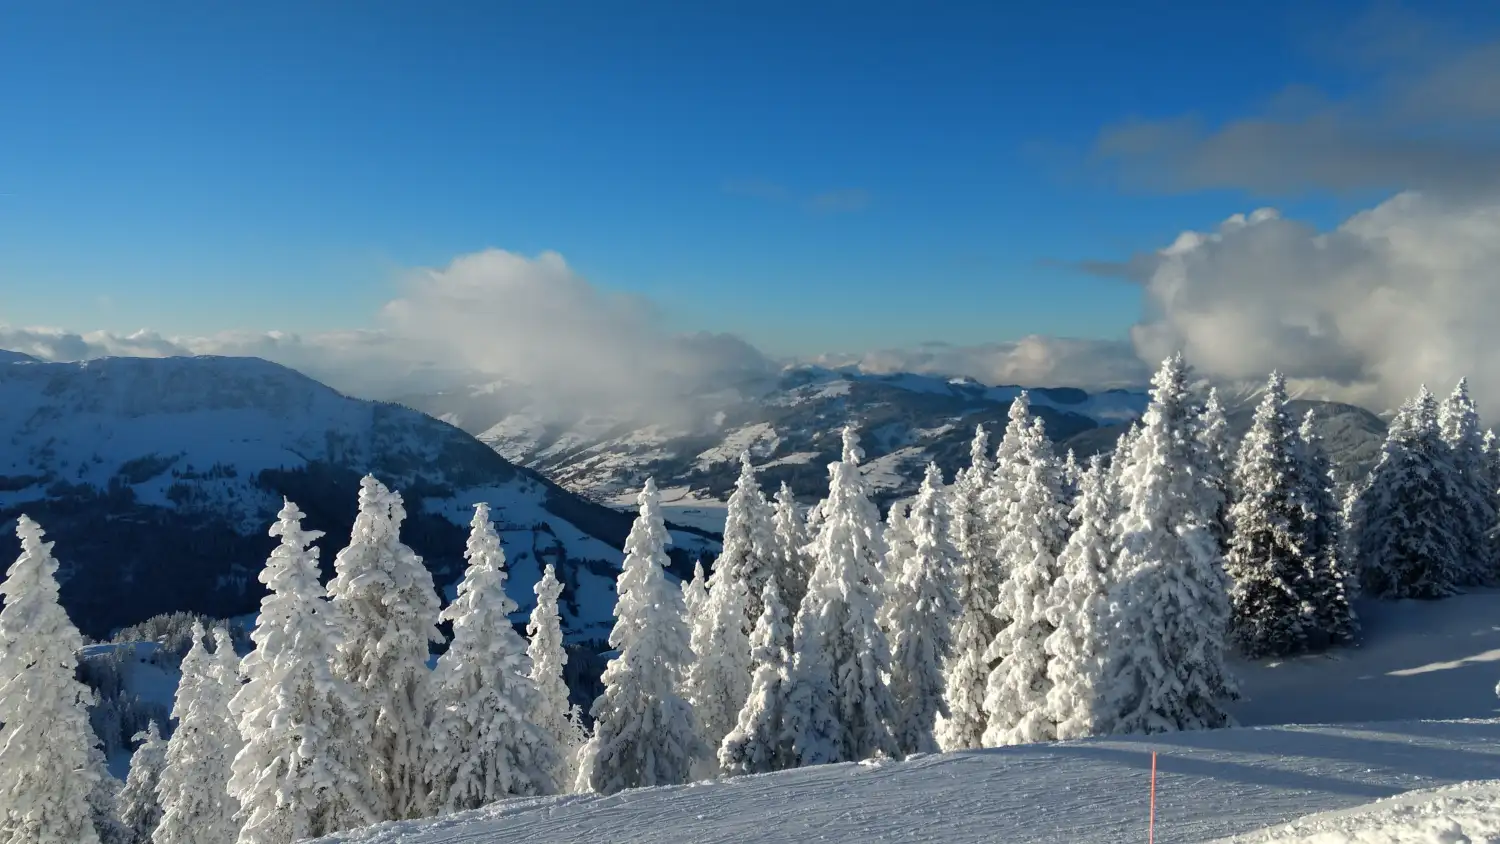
[1219,780,1500,842]
[322,720,1500,844]
[317,591,1500,843]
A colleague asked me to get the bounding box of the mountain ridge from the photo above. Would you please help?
[0,354,715,641]
[400,365,1388,523]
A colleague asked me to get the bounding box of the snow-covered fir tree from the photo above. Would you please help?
[982,413,1070,747]
[1102,354,1238,735]
[1043,455,1115,740]
[683,455,771,761]
[229,499,375,844]
[1224,373,1313,659]
[769,483,813,617]
[1439,379,1497,585]
[117,722,167,844]
[783,427,899,766]
[0,516,104,844]
[718,581,796,776]
[155,624,242,844]
[528,564,586,791]
[1060,449,1084,508]
[681,560,707,627]
[721,453,778,624]
[879,502,914,600]
[1199,387,1233,553]
[683,572,752,769]
[426,504,561,813]
[1106,422,1142,493]
[1353,388,1464,599]
[88,764,128,844]
[575,479,703,794]
[1295,410,1358,647]
[210,626,245,795]
[886,463,960,756]
[937,423,1000,752]
[326,476,443,821]
[1487,429,1500,561]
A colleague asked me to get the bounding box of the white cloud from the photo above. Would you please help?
[376,249,773,420]
[2,250,776,425]
[809,336,1149,390]
[1128,192,1500,419]
[11,197,1500,428]
[1092,10,1500,198]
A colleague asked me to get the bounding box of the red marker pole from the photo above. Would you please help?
[1149,751,1158,844]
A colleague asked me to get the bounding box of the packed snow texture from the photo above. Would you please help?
[321,719,1500,844]
[316,589,1500,843]
[1219,780,1500,842]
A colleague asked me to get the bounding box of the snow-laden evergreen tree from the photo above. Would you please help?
[575,479,703,794]
[426,504,561,813]
[1295,410,1358,647]
[1060,449,1084,508]
[1439,379,1498,585]
[326,475,443,821]
[1224,373,1312,659]
[1102,354,1238,735]
[718,581,796,776]
[1043,456,1115,740]
[769,483,812,616]
[720,453,778,624]
[1107,422,1142,493]
[937,423,1000,751]
[89,765,128,844]
[155,624,242,844]
[210,626,245,805]
[1199,387,1233,553]
[682,571,752,767]
[0,516,103,844]
[982,414,1070,747]
[683,455,771,761]
[1353,388,1464,599]
[1487,428,1500,475]
[528,564,586,791]
[878,502,914,611]
[118,722,167,844]
[681,560,707,626]
[783,427,900,765]
[229,499,374,844]
[1487,429,1500,562]
[886,464,960,756]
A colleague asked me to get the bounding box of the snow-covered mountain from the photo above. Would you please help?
[400,365,1388,525]
[0,355,715,642]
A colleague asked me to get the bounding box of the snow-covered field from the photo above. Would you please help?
[325,719,1500,844]
[1224,780,1500,842]
[316,591,1500,844]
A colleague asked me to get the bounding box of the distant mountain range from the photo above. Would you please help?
[0,355,715,641]
[400,366,1390,529]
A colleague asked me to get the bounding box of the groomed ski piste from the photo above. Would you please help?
[319,591,1500,844]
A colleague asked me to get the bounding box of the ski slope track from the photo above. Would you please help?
[322,720,1500,844]
[323,591,1500,844]
[0,355,716,639]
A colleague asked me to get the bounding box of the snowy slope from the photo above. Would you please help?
[316,590,1500,843]
[322,719,1500,844]
[1222,781,1500,842]
[0,355,715,640]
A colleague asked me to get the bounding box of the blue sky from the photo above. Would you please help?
[1,0,1487,357]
